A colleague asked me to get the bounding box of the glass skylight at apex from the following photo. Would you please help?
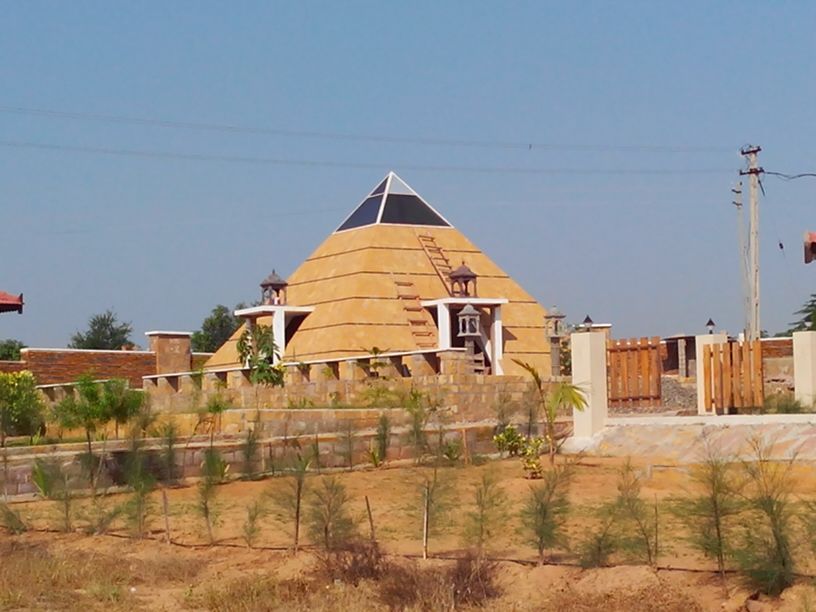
[335,172,452,232]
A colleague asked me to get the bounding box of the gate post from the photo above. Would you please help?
[794,331,816,408]
[570,331,608,440]
[695,333,728,414]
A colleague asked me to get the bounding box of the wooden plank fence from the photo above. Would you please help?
[607,337,662,409]
[702,340,764,414]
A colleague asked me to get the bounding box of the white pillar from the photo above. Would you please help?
[437,304,451,350]
[570,331,608,439]
[273,312,286,365]
[491,306,503,375]
[794,331,816,408]
[695,333,728,414]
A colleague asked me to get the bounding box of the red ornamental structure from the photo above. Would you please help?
[0,292,23,314]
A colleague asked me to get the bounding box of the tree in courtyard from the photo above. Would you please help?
[237,323,285,387]
[191,305,243,353]
[0,339,25,361]
[0,371,45,447]
[52,374,112,487]
[513,360,587,465]
[69,310,133,349]
[101,378,144,439]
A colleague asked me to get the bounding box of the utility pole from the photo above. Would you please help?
[740,145,763,341]
[732,181,749,336]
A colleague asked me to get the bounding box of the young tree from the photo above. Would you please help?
[463,471,508,560]
[0,371,45,447]
[101,378,143,439]
[272,451,311,553]
[673,438,742,584]
[417,465,454,559]
[52,374,111,487]
[614,458,658,566]
[0,339,25,361]
[191,305,242,353]
[69,310,133,349]
[735,437,797,596]
[306,476,356,551]
[521,462,574,564]
[513,360,587,465]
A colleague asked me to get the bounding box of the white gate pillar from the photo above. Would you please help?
[570,331,608,440]
[794,331,816,408]
[695,333,728,414]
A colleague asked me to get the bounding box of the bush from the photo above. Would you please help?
[0,371,45,447]
[578,514,618,568]
[314,541,385,585]
[493,425,525,457]
[463,471,507,558]
[613,458,658,566]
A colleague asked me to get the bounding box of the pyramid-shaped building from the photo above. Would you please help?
[205,172,551,377]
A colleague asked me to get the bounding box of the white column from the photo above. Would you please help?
[570,331,608,440]
[437,304,451,350]
[794,331,816,408]
[695,333,728,414]
[273,312,287,365]
[491,306,503,375]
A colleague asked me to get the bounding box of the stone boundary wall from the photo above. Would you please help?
[0,419,498,499]
[144,369,535,425]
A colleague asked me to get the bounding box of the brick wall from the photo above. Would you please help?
[0,360,27,375]
[20,348,155,388]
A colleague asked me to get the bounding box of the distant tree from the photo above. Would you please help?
[0,339,25,361]
[69,310,133,350]
[101,379,144,439]
[786,294,816,335]
[191,305,241,353]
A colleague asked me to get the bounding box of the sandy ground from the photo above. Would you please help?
[4,455,816,610]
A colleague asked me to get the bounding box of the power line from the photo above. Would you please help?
[0,139,734,175]
[0,105,734,154]
[765,171,816,180]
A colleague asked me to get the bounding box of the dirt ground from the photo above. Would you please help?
[4,455,816,611]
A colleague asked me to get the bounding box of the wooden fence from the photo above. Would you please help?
[607,337,662,409]
[701,340,764,414]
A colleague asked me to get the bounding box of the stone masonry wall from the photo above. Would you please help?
[0,418,498,499]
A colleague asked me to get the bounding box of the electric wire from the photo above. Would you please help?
[0,105,734,153]
[0,139,733,175]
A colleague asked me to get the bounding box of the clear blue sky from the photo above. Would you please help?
[2,2,816,347]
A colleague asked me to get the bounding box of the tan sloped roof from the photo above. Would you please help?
[205,173,550,376]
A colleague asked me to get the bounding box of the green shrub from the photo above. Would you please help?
[493,425,524,457]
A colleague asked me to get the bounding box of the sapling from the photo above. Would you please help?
[404,388,429,464]
[241,427,260,480]
[124,433,155,538]
[613,458,658,566]
[197,447,226,545]
[578,513,618,568]
[31,458,73,532]
[242,498,265,548]
[463,471,508,560]
[672,438,742,584]
[272,451,311,553]
[306,476,356,551]
[734,437,798,596]
[375,413,390,466]
[156,421,179,484]
[417,465,455,559]
[520,462,574,564]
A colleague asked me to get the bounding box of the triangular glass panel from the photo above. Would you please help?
[336,194,384,231]
[380,194,450,226]
[386,173,416,196]
[369,177,388,196]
